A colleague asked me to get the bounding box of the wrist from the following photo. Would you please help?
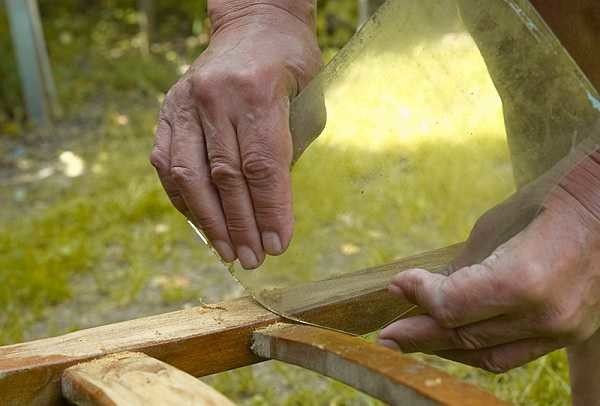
[555,150,600,222]
[568,330,600,406]
[208,0,316,31]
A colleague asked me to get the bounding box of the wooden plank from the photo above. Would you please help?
[0,297,277,406]
[0,244,460,406]
[62,352,235,406]
[252,323,509,406]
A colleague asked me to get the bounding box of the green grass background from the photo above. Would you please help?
[0,2,572,404]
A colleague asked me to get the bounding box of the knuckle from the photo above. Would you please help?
[541,306,588,343]
[210,161,243,187]
[478,353,510,374]
[397,335,420,353]
[452,328,484,350]
[171,79,193,104]
[191,71,220,105]
[170,166,197,187]
[511,263,548,305]
[242,152,280,182]
[149,148,167,171]
[431,279,461,328]
[254,202,290,223]
[194,213,220,232]
[432,306,460,329]
[225,217,254,234]
[232,66,274,105]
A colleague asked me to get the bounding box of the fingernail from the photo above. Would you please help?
[262,232,283,255]
[213,240,235,263]
[237,245,259,269]
[377,339,400,351]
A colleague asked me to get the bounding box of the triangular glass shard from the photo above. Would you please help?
[230,0,600,334]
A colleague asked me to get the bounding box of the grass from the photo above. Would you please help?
[0,4,572,405]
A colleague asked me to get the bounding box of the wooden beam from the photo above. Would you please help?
[62,352,235,406]
[0,245,458,405]
[252,323,508,406]
[0,297,277,406]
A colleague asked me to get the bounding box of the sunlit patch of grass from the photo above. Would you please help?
[0,6,574,405]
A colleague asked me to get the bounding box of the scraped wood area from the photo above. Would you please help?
[0,245,460,405]
[252,323,509,406]
[62,352,235,406]
[0,297,278,406]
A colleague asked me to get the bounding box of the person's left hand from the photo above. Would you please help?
[378,154,600,373]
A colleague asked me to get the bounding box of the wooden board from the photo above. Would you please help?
[252,323,509,406]
[0,244,461,406]
[0,297,276,405]
[62,352,235,406]
[0,292,414,405]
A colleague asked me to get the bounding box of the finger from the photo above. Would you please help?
[434,338,561,373]
[150,116,189,216]
[378,314,538,353]
[237,98,294,256]
[170,106,236,263]
[389,261,515,328]
[200,110,264,269]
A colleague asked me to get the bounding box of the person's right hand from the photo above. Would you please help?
[150,1,321,269]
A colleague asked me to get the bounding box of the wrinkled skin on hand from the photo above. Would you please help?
[379,151,600,373]
[150,0,321,269]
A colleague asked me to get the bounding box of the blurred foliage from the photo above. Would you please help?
[0,1,573,405]
[0,0,356,132]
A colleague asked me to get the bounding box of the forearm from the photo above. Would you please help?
[208,0,316,30]
[569,331,600,406]
[555,150,600,405]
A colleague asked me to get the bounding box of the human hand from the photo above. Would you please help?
[150,0,321,269]
[378,152,600,373]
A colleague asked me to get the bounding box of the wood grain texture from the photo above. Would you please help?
[0,244,462,406]
[61,352,235,406]
[0,297,278,406]
[0,291,412,406]
[252,323,509,406]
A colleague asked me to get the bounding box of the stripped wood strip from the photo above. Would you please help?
[0,245,457,405]
[0,297,276,406]
[252,323,510,406]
